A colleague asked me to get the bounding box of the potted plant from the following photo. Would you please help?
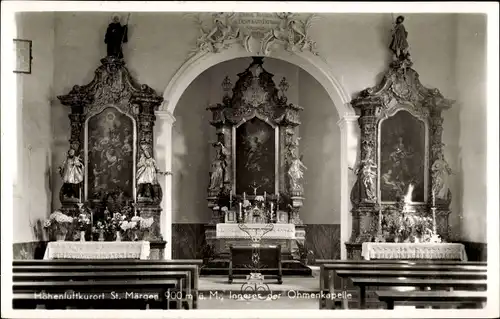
[292,240,315,265]
[43,210,74,241]
[74,211,91,241]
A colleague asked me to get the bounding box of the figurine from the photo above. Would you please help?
[59,148,84,200]
[105,14,129,58]
[390,15,410,61]
[431,153,453,200]
[208,142,228,192]
[288,154,307,192]
[136,145,168,201]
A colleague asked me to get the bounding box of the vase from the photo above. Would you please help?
[80,231,86,242]
[56,229,67,241]
[98,230,105,241]
[115,231,121,242]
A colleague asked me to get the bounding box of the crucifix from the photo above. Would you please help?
[250,181,261,196]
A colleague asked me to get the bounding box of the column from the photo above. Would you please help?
[337,114,359,260]
[155,109,176,259]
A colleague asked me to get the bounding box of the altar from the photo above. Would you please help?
[43,241,151,260]
[203,58,309,270]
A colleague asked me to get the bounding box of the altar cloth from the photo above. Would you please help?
[361,242,468,261]
[43,241,150,260]
[216,223,296,239]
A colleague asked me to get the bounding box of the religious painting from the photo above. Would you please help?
[379,110,426,202]
[235,117,275,195]
[87,107,135,203]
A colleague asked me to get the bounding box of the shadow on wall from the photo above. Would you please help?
[13,219,48,260]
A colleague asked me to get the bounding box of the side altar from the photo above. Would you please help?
[204,58,308,272]
[346,16,455,259]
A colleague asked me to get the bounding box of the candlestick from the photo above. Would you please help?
[243,192,246,201]
[230,190,233,203]
[239,203,242,221]
[270,202,274,222]
[378,208,382,233]
[134,204,137,217]
[432,190,436,207]
[264,191,267,200]
[79,188,82,203]
[432,207,437,233]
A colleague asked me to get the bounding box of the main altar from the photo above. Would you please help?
[203,58,308,272]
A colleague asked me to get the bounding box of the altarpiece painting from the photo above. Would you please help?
[86,107,135,202]
[379,110,427,203]
[235,117,276,195]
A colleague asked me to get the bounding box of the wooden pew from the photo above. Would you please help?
[319,262,487,309]
[375,290,488,309]
[350,277,487,309]
[13,276,187,309]
[12,260,202,309]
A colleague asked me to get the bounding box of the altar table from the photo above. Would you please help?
[43,241,150,260]
[216,223,295,239]
[361,242,468,261]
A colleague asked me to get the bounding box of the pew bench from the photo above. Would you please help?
[350,277,487,309]
[375,290,488,309]
[12,260,202,309]
[319,261,487,309]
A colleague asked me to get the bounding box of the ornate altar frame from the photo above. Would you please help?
[204,57,307,262]
[346,58,454,259]
[57,56,164,241]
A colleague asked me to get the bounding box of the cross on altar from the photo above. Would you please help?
[250,181,261,196]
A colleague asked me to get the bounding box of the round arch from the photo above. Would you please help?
[157,45,359,260]
[162,46,354,116]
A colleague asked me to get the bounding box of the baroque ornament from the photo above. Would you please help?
[188,12,320,56]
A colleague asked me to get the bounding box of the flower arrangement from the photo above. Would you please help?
[43,210,74,241]
[242,200,251,208]
[381,211,441,243]
[255,195,265,202]
[75,212,91,231]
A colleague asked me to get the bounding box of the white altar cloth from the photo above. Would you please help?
[43,241,150,260]
[362,242,468,261]
[216,223,295,239]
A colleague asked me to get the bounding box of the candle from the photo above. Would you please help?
[432,208,437,233]
[243,192,246,201]
[270,202,274,219]
[79,188,82,203]
[230,190,233,203]
[264,191,267,200]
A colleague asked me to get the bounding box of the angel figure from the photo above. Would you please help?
[288,154,307,192]
[431,153,453,200]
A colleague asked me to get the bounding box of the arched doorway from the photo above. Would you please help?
[155,45,359,259]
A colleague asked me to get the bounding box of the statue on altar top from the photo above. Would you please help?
[105,14,129,59]
[390,15,411,62]
[288,153,307,193]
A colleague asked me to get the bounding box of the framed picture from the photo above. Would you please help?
[14,39,32,74]
[277,211,288,224]
[225,210,236,223]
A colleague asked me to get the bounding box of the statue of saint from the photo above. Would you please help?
[59,148,84,200]
[137,147,159,185]
[389,15,410,61]
[288,154,307,192]
[208,142,228,192]
[60,149,84,184]
[431,153,453,200]
[105,14,128,58]
[361,158,377,201]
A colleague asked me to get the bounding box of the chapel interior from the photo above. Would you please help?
[9,10,491,311]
